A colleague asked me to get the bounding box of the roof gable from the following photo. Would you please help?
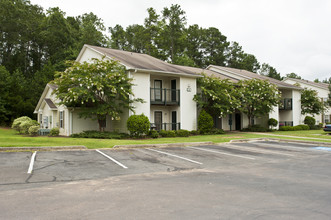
[207,65,301,90]
[79,45,202,77]
[283,78,329,90]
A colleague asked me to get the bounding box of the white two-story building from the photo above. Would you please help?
[207,65,302,130]
[35,44,212,135]
[283,78,331,124]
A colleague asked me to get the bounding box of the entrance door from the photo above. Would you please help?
[171,111,177,130]
[154,80,162,101]
[171,80,176,102]
[155,111,162,131]
[235,113,241,130]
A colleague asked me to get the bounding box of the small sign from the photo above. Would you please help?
[186,85,192,92]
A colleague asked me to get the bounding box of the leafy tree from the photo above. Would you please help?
[286,72,301,79]
[194,74,240,118]
[201,27,229,67]
[109,24,128,50]
[237,79,281,127]
[322,77,331,84]
[259,63,282,80]
[160,4,187,63]
[226,41,244,69]
[53,58,144,131]
[300,88,326,116]
[76,12,107,48]
[314,79,320,83]
[185,24,204,67]
[143,7,163,58]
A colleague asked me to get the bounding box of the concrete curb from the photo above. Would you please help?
[230,138,331,147]
[0,145,87,152]
[113,141,214,149]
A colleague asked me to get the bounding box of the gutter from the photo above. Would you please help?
[131,68,202,78]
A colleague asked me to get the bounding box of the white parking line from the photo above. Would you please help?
[229,144,295,157]
[188,146,255,160]
[96,150,128,169]
[27,151,37,174]
[146,148,203,165]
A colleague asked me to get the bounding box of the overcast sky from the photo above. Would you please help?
[30,0,331,81]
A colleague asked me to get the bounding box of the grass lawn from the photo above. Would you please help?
[1,127,330,149]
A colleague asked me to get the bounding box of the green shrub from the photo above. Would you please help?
[190,130,200,136]
[268,118,278,128]
[159,129,167,137]
[166,130,176,137]
[20,120,39,134]
[11,116,33,133]
[319,123,324,128]
[198,110,214,134]
[126,114,150,137]
[242,124,267,132]
[70,130,128,139]
[295,124,310,130]
[49,127,60,136]
[279,126,294,131]
[210,128,225,134]
[28,125,40,136]
[149,130,159,139]
[159,130,177,137]
[176,129,190,137]
[304,116,316,129]
[311,125,322,130]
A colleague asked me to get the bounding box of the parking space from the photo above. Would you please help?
[2,140,331,219]
[1,140,331,189]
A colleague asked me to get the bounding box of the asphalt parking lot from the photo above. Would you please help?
[1,140,331,219]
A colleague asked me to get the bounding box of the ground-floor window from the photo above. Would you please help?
[59,111,64,128]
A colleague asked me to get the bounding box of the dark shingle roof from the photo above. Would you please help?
[209,65,300,89]
[44,98,57,109]
[86,45,202,76]
[283,78,329,90]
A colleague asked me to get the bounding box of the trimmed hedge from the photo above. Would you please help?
[304,116,316,129]
[28,125,40,136]
[12,116,38,134]
[127,114,150,137]
[149,130,159,139]
[242,124,267,132]
[279,124,310,131]
[49,127,60,136]
[176,129,190,137]
[71,130,129,139]
[198,110,214,134]
[268,118,278,128]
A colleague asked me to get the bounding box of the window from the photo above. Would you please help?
[59,111,64,128]
[49,116,52,127]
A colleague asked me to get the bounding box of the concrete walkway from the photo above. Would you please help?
[249,132,331,141]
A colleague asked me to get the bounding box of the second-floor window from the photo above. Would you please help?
[154,80,162,101]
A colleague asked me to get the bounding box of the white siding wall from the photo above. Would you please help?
[180,77,197,130]
[131,72,150,117]
[292,89,301,126]
[269,105,279,129]
[77,48,103,63]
